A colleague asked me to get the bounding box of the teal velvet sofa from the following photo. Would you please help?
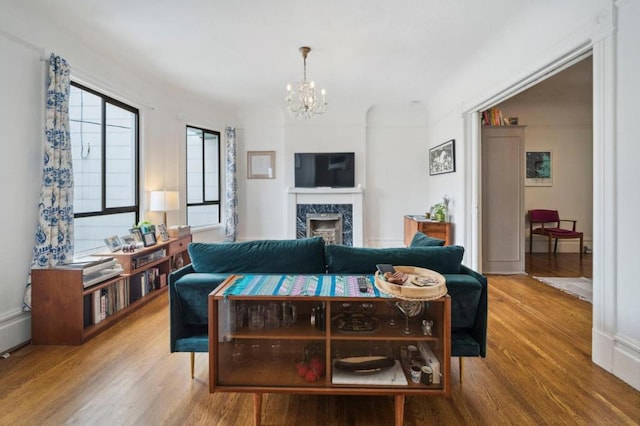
[169,236,487,380]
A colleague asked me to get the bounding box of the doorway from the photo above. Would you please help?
[479,55,593,278]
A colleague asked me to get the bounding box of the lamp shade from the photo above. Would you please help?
[149,190,180,212]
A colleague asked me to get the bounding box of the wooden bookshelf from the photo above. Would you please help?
[31,235,191,345]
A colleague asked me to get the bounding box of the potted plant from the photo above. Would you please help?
[431,203,447,222]
[430,195,450,222]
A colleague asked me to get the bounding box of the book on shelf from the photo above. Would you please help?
[89,277,132,325]
[481,108,515,126]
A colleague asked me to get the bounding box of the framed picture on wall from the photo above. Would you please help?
[429,139,456,175]
[247,151,275,179]
[525,150,553,186]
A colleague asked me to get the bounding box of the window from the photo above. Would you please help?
[69,82,139,253]
[186,126,220,226]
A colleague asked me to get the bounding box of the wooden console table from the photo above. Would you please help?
[404,215,452,246]
[208,274,450,426]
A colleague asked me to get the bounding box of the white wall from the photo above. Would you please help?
[0,34,44,352]
[496,57,593,253]
[608,0,640,390]
[365,103,429,247]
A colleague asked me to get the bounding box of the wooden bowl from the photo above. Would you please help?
[374,266,447,300]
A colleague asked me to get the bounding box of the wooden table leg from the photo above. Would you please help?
[395,394,405,426]
[253,393,262,426]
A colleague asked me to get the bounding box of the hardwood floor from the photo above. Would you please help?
[526,252,592,278]
[1,257,637,425]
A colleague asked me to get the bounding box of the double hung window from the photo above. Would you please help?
[186,126,221,227]
[69,82,139,252]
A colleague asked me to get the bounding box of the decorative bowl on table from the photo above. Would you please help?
[374,266,447,301]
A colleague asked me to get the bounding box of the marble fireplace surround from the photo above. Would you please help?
[286,187,364,247]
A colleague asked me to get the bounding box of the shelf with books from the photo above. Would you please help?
[481,108,519,126]
[30,235,191,345]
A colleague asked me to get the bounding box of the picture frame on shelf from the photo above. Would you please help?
[120,234,137,245]
[142,232,157,247]
[157,223,170,242]
[525,150,553,186]
[429,139,456,175]
[247,150,275,179]
[104,235,122,252]
[130,228,143,243]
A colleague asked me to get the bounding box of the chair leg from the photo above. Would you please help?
[190,352,195,379]
[459,357,464,384]
[554,237,559,253]
[548,235,552,257]
[580,235,583,259]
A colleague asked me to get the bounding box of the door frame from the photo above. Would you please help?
[462,33,616,370]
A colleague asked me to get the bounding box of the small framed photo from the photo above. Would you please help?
[429,139,456,175]
[157,223,170,242]
[142,232,157,247]
[247,150,275,179]
[104,235,122,252]
[130,228,143,243]
[120,234,137,245]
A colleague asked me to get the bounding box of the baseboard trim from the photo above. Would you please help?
[0,309,31,354]
[593,328,640,390]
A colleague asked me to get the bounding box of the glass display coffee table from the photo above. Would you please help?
[208,274,450,426]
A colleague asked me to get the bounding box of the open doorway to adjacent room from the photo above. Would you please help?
[480,55,593,280]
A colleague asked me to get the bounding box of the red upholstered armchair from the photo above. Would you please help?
[528,209,583,258]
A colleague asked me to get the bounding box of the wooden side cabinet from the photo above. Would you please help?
[404,215,452,246]
[31,235,191,345]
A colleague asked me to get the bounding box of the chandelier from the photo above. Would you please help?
[286,46,327,119]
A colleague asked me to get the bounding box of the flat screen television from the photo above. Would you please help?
[294,152,355,188]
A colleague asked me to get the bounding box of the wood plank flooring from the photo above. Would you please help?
[1,254,637,425]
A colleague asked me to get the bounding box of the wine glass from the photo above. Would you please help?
[385,299,400,328]
[395,300,424,335]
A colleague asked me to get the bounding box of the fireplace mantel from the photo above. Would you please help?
[286,186,364,246]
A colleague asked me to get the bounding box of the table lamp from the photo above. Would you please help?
[149,190,180,226]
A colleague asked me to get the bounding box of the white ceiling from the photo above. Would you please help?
[17,1,564,111]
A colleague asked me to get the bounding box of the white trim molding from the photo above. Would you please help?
[0,309,31,353]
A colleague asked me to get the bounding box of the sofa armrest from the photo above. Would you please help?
[169,264,195,286]
[459,264,488,357]
[169,265,195,352]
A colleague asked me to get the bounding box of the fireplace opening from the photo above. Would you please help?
[307,213,343,245]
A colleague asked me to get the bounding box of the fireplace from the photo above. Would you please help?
[287,187,364,247]
[307,213,343,245]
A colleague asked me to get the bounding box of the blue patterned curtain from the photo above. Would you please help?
[224,127,238,241]
[23,53,74,311]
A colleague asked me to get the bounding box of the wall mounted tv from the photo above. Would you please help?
[294,152,355,188]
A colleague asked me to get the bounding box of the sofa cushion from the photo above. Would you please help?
[325,245,464,275]
[443,274,482,328]
[188,237,327,274]
[174,273,229,324]
[409,231,446,247]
